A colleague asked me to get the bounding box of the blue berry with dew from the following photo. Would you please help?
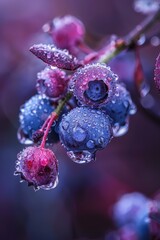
[15,146,58,191]
[37,66,68,100]
[18,94,59,144]
[113,192,150,240]
[101,83,136,137]
[59,107,113,163]
[70,63,118,107]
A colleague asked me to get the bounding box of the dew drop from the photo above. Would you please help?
[112,121,129,137]
[17,127,33,145]
[72,126,86,142]
[86,140,95,149]
[67,150,95,164]
[62,121,69,130]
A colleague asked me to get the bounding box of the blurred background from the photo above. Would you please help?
[0,0,160,239]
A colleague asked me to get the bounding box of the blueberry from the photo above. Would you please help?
[59,107,113,163]
[19,94,59,143]
[70,63,118,107]
[102,84,136,126]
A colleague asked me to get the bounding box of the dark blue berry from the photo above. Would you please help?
[59,107,113,163]
[19,94,59,143]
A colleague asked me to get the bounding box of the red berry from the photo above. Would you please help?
[15,146,58,190]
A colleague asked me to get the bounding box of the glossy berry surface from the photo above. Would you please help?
[70,63,118,107]
[101,84,136,126]
[15,146,58,190]
[59,107,113,163]
[30,44,81,70]
[45,15,85,51]
[113,192,150,240]
[19,94,59,142]
[37,66,68,100]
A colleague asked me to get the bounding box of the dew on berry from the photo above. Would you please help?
[101,84,136,136]
[19,94,59,144]
[67,150,95,164]
[37,66,68,100]
[17,127,34,145]
[59,107,113,163]
[15,146,59,190]
[30,44,81,70]
[70,63,118,107]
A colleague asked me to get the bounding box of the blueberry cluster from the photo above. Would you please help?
[15,15,136,190]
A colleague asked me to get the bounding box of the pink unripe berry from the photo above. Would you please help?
[15,146,58,190]
[44,15,85,50]
[37,67,68,99]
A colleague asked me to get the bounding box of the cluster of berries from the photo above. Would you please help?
[15,15,136,191]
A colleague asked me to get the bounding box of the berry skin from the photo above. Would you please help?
[43,15,85,52]
[59,107,113,163]
[37,66,68,100]
[15,146,58,190]
[101,84,136,126]
[19,94,59,143]
[70,63,118,107]
[30,44,81,70]
[113,192,150,240]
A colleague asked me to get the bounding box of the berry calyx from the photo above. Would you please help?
[15,146,58,190]
[70,63,118,107]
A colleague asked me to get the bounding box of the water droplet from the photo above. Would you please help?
[72,126,86,142]
[86,140,95,149]
[112,121,129,137]
[67,150,95,164]
[17,127,33,145]
[62,121,69,130]
[41,176,59,190]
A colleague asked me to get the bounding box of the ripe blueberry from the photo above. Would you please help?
[59,107,113,163]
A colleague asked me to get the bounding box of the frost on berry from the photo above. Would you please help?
[154,52,160,91]
[134,0,160,14]
[70,63,118,107]
[15,146,58,190]
[37,66,68,100]
[59,107,113,164]
[101,84,137,137]
[30,44,81,70]
[18,94,59,144]
[43,15,85,52]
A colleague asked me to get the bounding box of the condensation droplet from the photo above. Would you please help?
[67,150,95,164]
[17,127,33,145]
[112,121,129,137]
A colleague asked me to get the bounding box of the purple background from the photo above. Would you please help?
[0,0,160,239]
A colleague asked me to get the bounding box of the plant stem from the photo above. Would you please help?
[98,9,160,63]
[40,92,72,148]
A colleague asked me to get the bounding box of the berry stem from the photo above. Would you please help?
[98,9,160,63]
[40,92,72,148]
